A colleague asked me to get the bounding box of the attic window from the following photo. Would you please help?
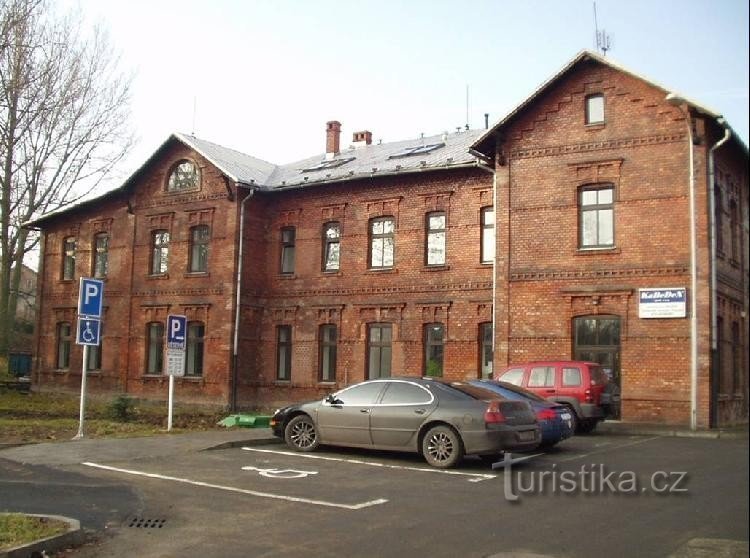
[302,157,355,173]
[388,142,445,159]
[167,160,200,192]
[585,94,605,125]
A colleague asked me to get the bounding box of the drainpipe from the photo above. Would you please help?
[665,93,698,430]
[707,119,731,427]
[231,187,255,412]
[492,159,498,376]
[708,119,731,351]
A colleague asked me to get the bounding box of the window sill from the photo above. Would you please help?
[322,270,342,276]
[317,381,336,386]
[585,123,606,130]
[147,273,170,280]
[274,380,291,386]
[365,267,398,274]
[277,274,296,280]
[184,272,210,279]
[423,265,450,272]
[576,246,620,255]
[59,279,75,284]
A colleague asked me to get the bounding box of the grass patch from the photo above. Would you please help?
[0,390,229,444]
[0,513,69,551]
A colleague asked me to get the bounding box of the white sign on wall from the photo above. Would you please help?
[639,288,687,319]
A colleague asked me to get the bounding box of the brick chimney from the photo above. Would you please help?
[326,121,341,159]
[352,130,372,146]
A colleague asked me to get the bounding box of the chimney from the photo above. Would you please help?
[352,130,372,146]
[326,121,341,159]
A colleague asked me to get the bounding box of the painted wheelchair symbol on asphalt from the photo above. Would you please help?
[242,466,319,479]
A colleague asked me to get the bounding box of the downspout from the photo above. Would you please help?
[708,119,731,351]
[231,186,255,412]
[708,119,731,427]
[492,157,498,375]
[30,227,44,387]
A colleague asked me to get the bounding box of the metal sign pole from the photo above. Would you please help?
[168,374,175,431]
[74,344,89,440]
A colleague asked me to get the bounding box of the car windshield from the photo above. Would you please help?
[426,380,507,401]
[473,380,547,402]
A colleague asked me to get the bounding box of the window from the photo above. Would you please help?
[62,237,76,280]
[381,382,432,405]
[146,322,164,374]
[277,325,292,380]
[715,189,724,255]
[167,160,200,191]
[319,324,337,382]
[500,368,524,385]
[189,225,210,273]
[56,322,72,369]
[334,382,384,405]
[370,217,395,268]
[730,200,739,261]
[87,323,102,372]
[481,207,494,264]
[562,367,582,386]
[322,222,341,271]
[426,212,446,266]
[301,157,355,173]
[479,323,493,379]
[151,231,170,275]
[367,324,392,379]
[424,323,444,377]
[732,321,740,393]
[280,227,296,274]
[580,185,614,248]
[185,322,205,376]
[585,94,605,124]
[93,233,109,278]
[388,142,445,159]
[528,366,555,387]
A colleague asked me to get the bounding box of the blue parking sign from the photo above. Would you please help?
[78,278,104,318]
[167,315,187,351]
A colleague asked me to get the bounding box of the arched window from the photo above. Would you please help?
[167,160,200,192]
[93,233,109,278]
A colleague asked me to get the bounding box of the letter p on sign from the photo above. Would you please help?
[78,278,104,318]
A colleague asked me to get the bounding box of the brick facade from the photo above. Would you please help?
[29,53,748,427]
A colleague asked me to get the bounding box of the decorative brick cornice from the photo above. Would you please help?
[510,266,688,281]
[267,281,492,299]
[133,287,224,297]
[511,133,685,160]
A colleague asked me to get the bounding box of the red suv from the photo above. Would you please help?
[494,361,620,433]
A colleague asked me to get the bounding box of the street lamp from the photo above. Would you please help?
[665,92,698,430]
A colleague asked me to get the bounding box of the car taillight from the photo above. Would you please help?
[585,388,593,403]
[484,401,506,424]
[536,408,557,421]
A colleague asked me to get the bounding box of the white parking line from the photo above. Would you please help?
[82,462,388,510]
[241,447,497,483]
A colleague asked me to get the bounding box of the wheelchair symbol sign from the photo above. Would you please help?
[76,317,101,346]
[241,466,318,479]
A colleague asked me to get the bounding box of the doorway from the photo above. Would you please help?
[573,315,621,418]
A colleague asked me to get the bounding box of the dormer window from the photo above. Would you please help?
[585,94,605,125]
[167,160,200,192]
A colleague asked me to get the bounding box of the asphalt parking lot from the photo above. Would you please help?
[2,431,748,558]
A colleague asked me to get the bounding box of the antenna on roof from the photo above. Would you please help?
[191,96,197,135]
[465,84,470,130]
[593,2,612,57]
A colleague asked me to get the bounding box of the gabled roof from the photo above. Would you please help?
[472,49,747,157]
[24,128,487,227]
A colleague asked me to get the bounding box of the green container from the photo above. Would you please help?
[217,414,272,428]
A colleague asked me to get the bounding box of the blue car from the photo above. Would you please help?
[470,380,574,448]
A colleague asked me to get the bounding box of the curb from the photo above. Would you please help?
[597,422,748,440]
[0,514,85,558]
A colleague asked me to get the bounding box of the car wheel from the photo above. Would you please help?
[564,405,579,432]
[422,425,464,469]
[284,414,319,452]
[577,419,598,434]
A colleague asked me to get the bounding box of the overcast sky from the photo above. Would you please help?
[62,0,749,188]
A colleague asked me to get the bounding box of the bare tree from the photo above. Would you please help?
[0,0,134,354]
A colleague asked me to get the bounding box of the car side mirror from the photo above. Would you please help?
[325,394,341,405]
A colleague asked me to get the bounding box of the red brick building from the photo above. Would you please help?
[27,51,748,427]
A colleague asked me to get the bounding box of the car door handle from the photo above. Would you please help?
[414,409,426,415]
[359,408,370,414]
[545,389,555,393]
